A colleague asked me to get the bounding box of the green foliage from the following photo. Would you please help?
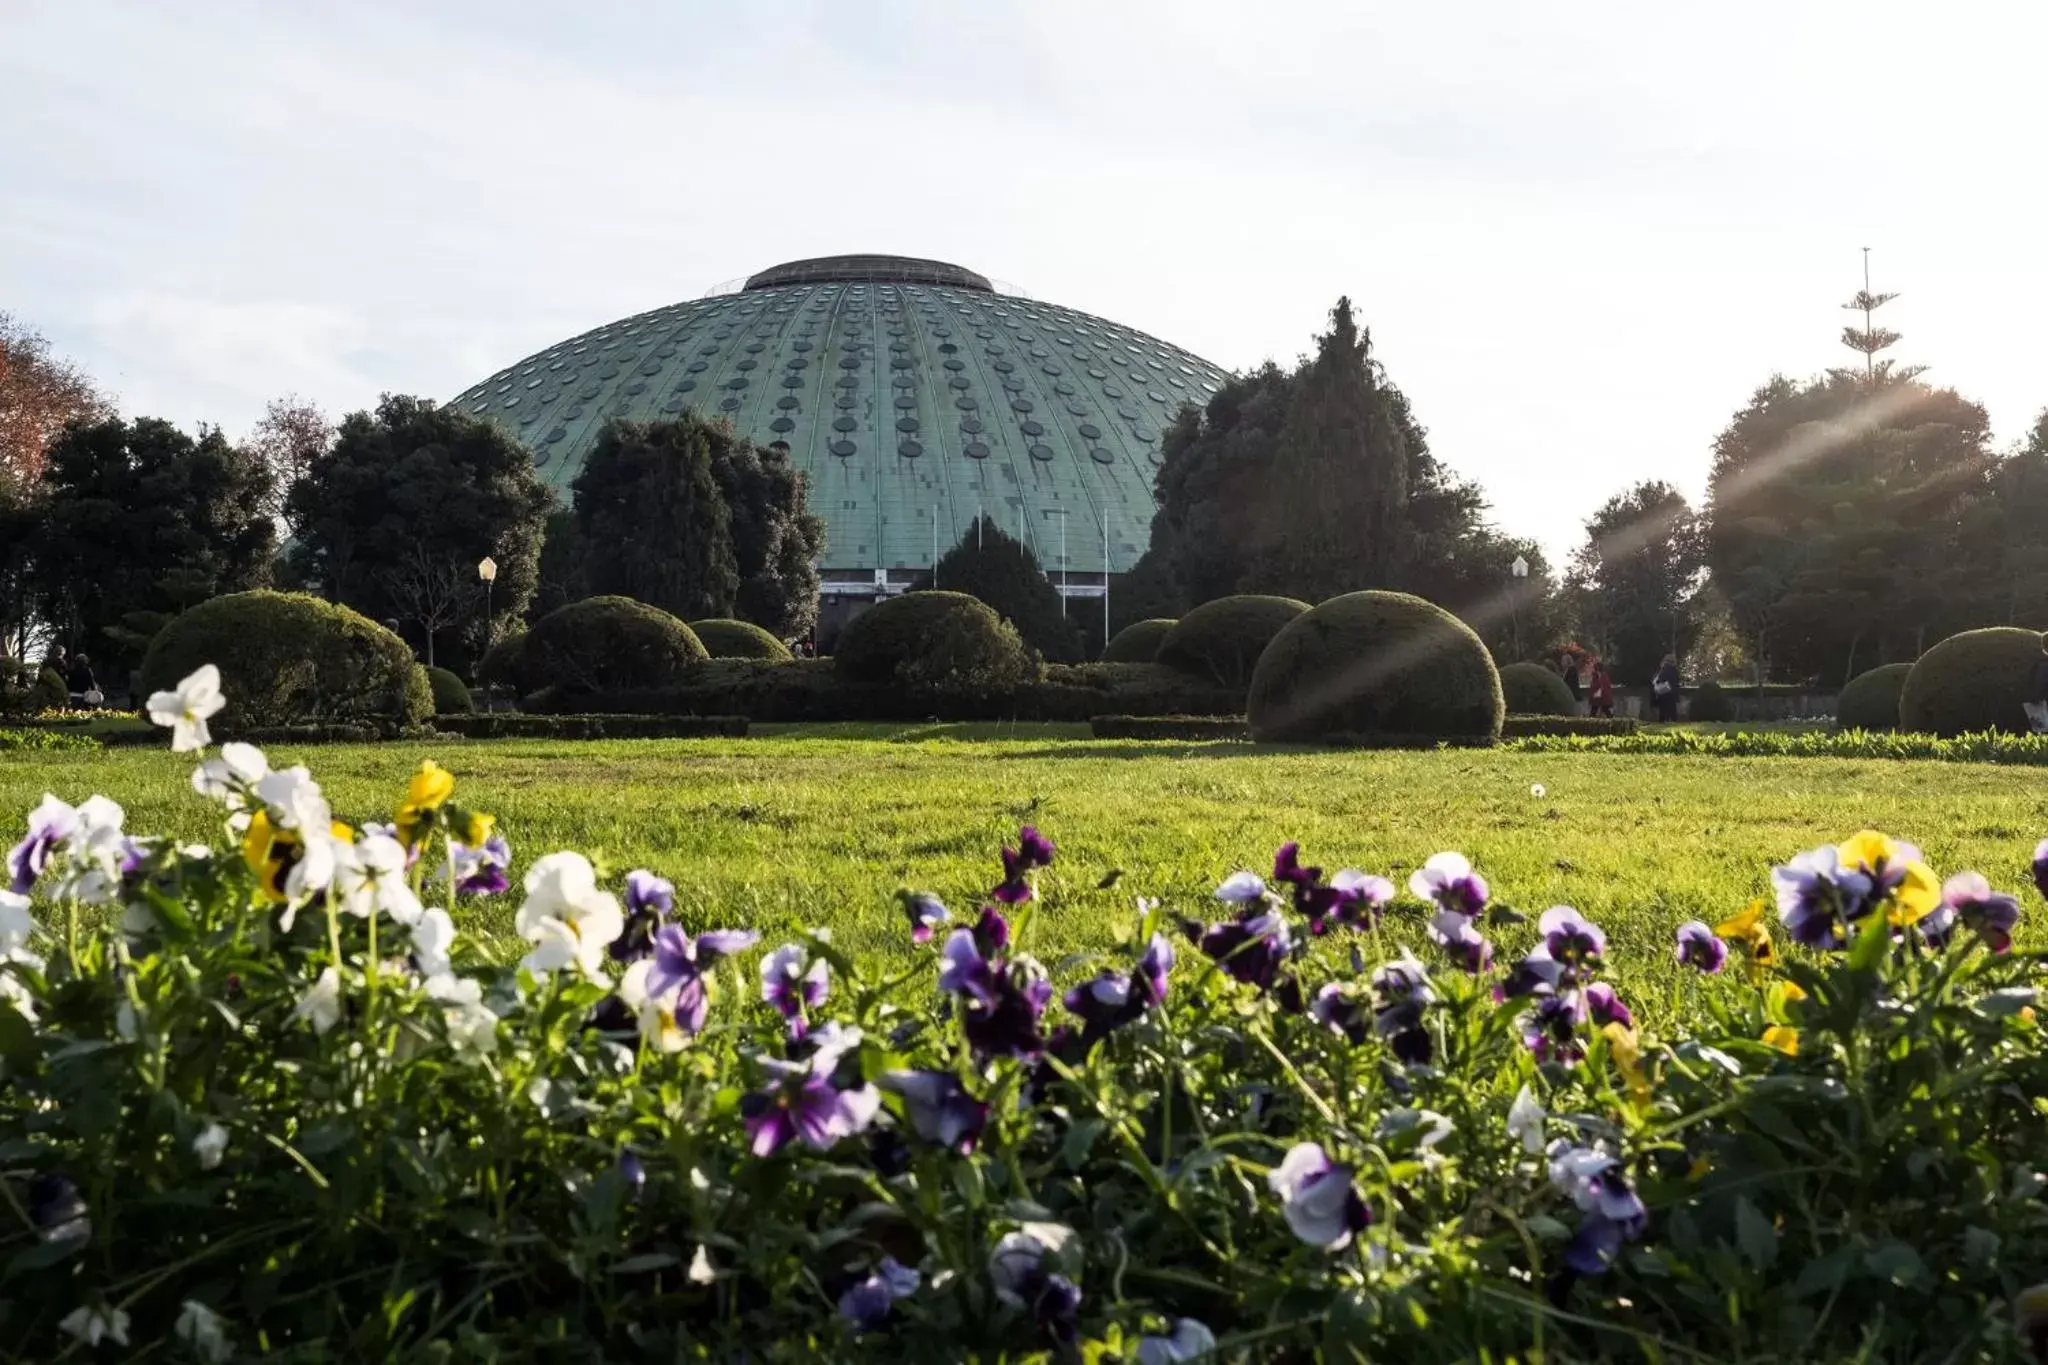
[1835,661,1913,732]
[1500,714,1640,737]
[923,516,1081,663]
[31,416,275,672]
[1687,680,1733,721]
[689,617,793,661]
[1088,714,1248,741]
[433,712,748,739]
[1499,661,1575,716]
[568,414,825,637]
[285,395,552,665]
[1248,590,1504,742]
[141,590,430,732]
[425,665,474,715]
[1100,617,1175,663]
[1900,626,2047,736]
[475,629,528,690]
[0,724,97,752]
[1567,480,1704,681]
[1155,595,1307,689]
[523,596,708,696]
[834,591,1036,701]
[1509,726,2048,765]
[0,661,68,717]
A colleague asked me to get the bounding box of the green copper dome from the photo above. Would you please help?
[445,255,1228,582]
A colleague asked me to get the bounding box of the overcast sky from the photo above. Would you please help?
[5,0,2043,562]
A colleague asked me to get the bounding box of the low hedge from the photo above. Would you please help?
[1100,618,1176,664]
[1508,727,2048,765]
[1089,714,1249,741]
[690,618,794,662]
[0,726,99,753]
[425,666,474,715]
[1499,662,1576,716]
[1835,662,1913,732]
[433,713,748,740]
[1155,595,1308,689]
[1501,714,1640,737]
[140,591,431,733]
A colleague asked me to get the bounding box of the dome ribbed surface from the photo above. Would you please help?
[445,256,1227,578]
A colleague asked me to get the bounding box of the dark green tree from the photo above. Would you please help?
[1567,481,1705,681]
[568,416,740,623]
[33,416,275,672]
[287,396,552,669]
[1241,297,1408,597]
[706,435,826,639]
[918,516,1080,662]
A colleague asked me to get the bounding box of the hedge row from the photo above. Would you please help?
[433,713,749,740]
[1500,714,1641,737]
[0,726,99,753]
[1507,727,2048,765]
[1088,715,1250,741]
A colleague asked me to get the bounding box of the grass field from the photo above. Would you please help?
[6,722,2045,1030]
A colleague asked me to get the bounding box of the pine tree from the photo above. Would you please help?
[569,416,739,621]
[921,516,1080,662]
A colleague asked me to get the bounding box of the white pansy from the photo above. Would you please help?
[425,972,498,1055]
[617,958,689,1052]
[0,890,34,956]
[284,828,341,901]
[193,1121,229,1169]
[146,664,225,752]
[0,970,38,1023]
[255,766,330,832]
[60,1304,131,1348]
[410,907,456,977]
[175,1299,232,1363]
[291,967,344,1033]
[989,1223,1075,1302]
[331,834,423,925]
[1506,1085,1546,1154]
[515,852,622,983]
[193,741,269,804]
[688,1244,717,1284]
[1214,870,1267,903]
[50,796,126,905]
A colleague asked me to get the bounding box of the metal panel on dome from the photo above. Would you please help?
[444,255,1229,578]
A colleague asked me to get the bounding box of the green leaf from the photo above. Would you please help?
[1791,1245,1853,1299]
[1734,1196,1777,1271]
[1061,1117,1106,1170]
[1846,916,1889,973]
[1322,1288,1379,1364]
[612,1253,680,1275]
[1864,1241,1924,1286]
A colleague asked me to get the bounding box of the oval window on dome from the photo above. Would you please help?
[830,440,857,457]
[770,416,795,433]
[1028,444,1055,461]
[1089,447,1115,465]
[719,397,741,411]
[776,396,799,410]
[961,418,985,434]
[1021,420,1044,437]
[898,440,923,458]
[661,398,685,413]
[897,417,921,433]
[955,396,979,411]
[894,395,917,410]
[834,416,857,432]
[964,441,990,459]
[1012,397,1034,412]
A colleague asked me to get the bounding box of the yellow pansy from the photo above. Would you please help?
[1780,981,1807,1003]
[1715,899,1777,975]
[1602,1021,1651,1108]
[242,810,295,903]
[462,810,495,847]
[1687,1154,1712,1181]
[1836,829,1940,927]
[1762,1025,1799,1056]
[395,760,456,847]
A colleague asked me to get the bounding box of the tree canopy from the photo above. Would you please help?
[0,312,110,492]
[1567,481,1705,682]
[920,515,1081,662]
[286,395,553,669]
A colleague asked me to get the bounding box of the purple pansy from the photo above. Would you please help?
[1268,1142,1373,1249]
[880,1069,989,1152]
[1584,982,1633,1029]
[2033,838,2048,902]
[1370,950,1437,1060]
[1548,1142,1648,1275]
[742,1027,879,1156]
[1521,991,1587,1065]
[837,1257,920,1332]
[449,834,512,896]
[1536,906,1606,981]
[1408,851,1489,917]
[1327,869,1396,930]
[1427,910,1494,974]
[1772,844,1871,950]
[1673,920,1727,974]
[938,929,1000,1007]
[610,870,676,963]
[761,944,830,1038]
[962,969,1054,1059]
[900,891,950,944]
[1134,932,1173,1006]
[617,1149,646,1203]
[9,794,77,895]
[990,1227,1081,1344]
[1495,949,1565,1002]
[1915,902,1957,951]
[1198,908,1294,990]
[643,923,761,1033]
[1310,983,1371,1045]
[993,826,1056,903]
[1942,871,2023,953]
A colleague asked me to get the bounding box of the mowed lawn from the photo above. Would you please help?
[6,723,2046,1029]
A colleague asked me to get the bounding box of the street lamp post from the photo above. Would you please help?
[1510,555,1529,663]
[478,557,498,646]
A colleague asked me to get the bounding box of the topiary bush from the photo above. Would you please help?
[475,629,528,691]
[425,666,474,715]
[0,661,68,717]
[1900,627,2048,736]
[1686,681,1733,722]
[1100,618,1176,664]
[689,617,793,662]
[140,590,431,733]
[1835,662,1913,732]
[1155,595,1309,689]
[523,596,708,696]
[1246,590,1502,743]
[833,591,1036,701]
[1499,661,1576,716]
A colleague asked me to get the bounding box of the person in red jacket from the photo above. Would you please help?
[1588,659,1615,718]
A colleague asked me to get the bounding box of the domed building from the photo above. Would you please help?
[445,253,1228,630]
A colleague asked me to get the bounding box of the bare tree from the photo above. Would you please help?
[377,544,476,668]
[0,312,111,489]
[244,394,334,528]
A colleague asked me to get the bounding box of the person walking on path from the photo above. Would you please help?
[65,653,102,707]
[1652,654,1682,724]
[1588,659,1615,718]
[1560,653,1583,714]
[2026,633,2048,734]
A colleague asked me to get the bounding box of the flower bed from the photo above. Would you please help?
[1510,727,2048,765]
[2,666,2047,1358]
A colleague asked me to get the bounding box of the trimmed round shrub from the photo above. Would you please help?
[834,591,1035,699]
[524,596,707,696]
[475,629,528,690]
[690,618,793,662]
[1101,618,1176,664]
[1835,662,1912,732]
[140,591,430,732]
[0,662,68,717]
[1686,681,1733,722]
[1900,627,2048,736]
[1246,590,1503,743]
[1500,661,1576,716]
[1157,595,1310,690]
[426,665,474,715]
